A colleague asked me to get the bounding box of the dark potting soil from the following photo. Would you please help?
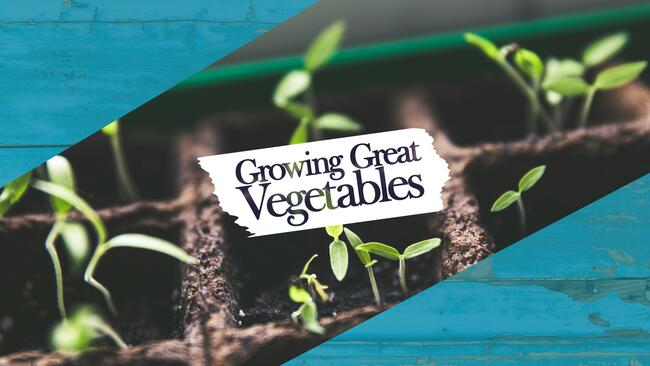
[5,132,177,217]
[0,217,183,355]
[224,214,442,326]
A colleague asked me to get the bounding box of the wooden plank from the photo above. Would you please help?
[0,0,316,186]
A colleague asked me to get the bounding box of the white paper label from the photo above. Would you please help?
[199,129,449,236]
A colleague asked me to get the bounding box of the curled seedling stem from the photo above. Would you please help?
[491,165,546,235]
[102,120,139,201]
[358,238,441,295]
[344,227,381,305]
[32,178,198,316]
[299,254,330,302]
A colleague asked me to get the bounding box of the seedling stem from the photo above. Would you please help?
[516,196,526,235]
[102,120,139,201]
[578,86,597,128]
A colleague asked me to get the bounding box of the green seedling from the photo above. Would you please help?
[0,172,31,216]
[491,165,546,235]
[289,285,325,335]
[273,21,362,144]
[299,254,330,302]
[51,306,127,354]
[465,33,556,134]
[32,179,198,316]
[343,227,381,305]
[102,120,139,201]
[325,225,348,281]
[357,238,441,294]
[43,156,91,319]
[544,61,647,128]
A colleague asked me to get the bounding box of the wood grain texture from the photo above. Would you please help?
[0,0,315,186]
[287,175,650,365]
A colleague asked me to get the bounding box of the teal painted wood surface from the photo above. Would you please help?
[0,0,315,186]
[287,175,650,365]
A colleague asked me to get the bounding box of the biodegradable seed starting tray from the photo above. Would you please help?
[1,74,649,365]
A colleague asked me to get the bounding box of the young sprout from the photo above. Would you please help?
[325,225,348,281]
[491,165,546,235]
[343,227,381,305]
[289,285,325,335]
[273,21,362,144]
[299,254,330,302]
[102,120,139,201]
[544,62,647,128]
[464,33,556,134]
[31,179,198,316]
[43,156,91,319]
[51,306,127,354]
[0,172,31,216]
[357,238,441,294]
[542,58,585,127]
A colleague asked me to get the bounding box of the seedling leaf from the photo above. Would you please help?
[594,62,647,90]
[289,118,310,145]
[313,113,362,132]
[582,32,629,67]
[283,102,314,120]
[518,165,546,192]
[0,172,31,216]
[464,33,499,60]
[543,78,590,96]
[545,58,585,82]
[304,20,346,72]
[491,190,519,212]
[289,286,312,303]
[357,242,400,260]
[104,234,198,264]
[47,156,76,214]
[514,48,544,81]
[60,221,90,271]
[329,239,348,281]
[300,301,325,334]
[32,180,106,244]
[273,70,311,106]
[403,238,441,259]
[325,224,343,239]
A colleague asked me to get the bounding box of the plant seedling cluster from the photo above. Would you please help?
[273,21,362,144]
[465,31,646,132]
[491,165,546,235]
[0,119,198,354]
[288,224,441,335]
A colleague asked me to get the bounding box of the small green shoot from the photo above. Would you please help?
[326,225,348,281]
[273,21,362,143]
[32,179,198,316]
[465,33,556,134]
[289,286,325,335]
[357,238,441,294]
[51,306,127,354]
[544,62,647,128]
[299,254,330,302]
[343,227,381,305]
[102,120,139,201]
[491,165,546,235]
[0,172,31,216]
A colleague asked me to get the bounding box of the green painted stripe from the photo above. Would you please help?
[175,2,650,90]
